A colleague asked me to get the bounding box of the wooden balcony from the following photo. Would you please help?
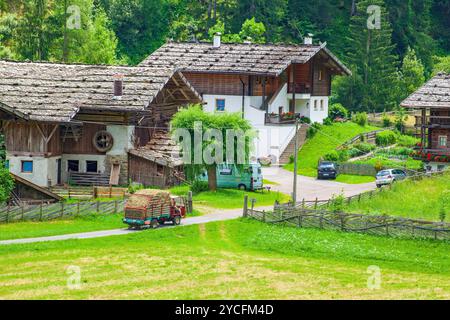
[415,115,450,128]
[287,83,311,94]
[265,113,298,125]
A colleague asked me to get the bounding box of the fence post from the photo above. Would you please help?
[301,198,305,209]
[243,195,248,217]
[188,191,193,214]
[358,194,362,203]
[298,210,303,228]
[6,204,10,223]
[68,186,71,199]
[77,201,80,216]
[21,205,25,221]
[262,210,266,223]
[39,202,43,221]
[340,214,345,231]
[109,186,112,198]
[114,200,118,214]
[60,202,64,218]
[314,197,318,209]
[96,200,100,214]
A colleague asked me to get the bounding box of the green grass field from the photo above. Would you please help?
[0,214,124,241]
[343,173,450,222]
[0,219,448,299]
[170,186,290,209]
[335,174,376,184]
[284,122,378,181]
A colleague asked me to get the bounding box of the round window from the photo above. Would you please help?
[93,131,114,152]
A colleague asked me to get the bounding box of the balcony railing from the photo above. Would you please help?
[415,116,450,127]
[265,113,298,125]
[287,83,311,94]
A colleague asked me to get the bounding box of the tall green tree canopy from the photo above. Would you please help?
[170,105,254,191]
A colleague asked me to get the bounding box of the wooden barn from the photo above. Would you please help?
[402,72,450,172]
[0,60,202,189]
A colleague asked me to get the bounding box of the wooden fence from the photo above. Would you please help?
[245,205,449,241]
[336,162,378,176]
[0,200,126,224]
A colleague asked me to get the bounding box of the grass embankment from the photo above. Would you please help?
[353,156,423,172]
[284,122,378,181]
[0,219,448,299]
[343,173,450,222]
[335,174,376,184]
[0,214,124,241]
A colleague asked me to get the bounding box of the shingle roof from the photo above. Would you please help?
[129,131,183,167]
[140,41,351,76]
[0,60,201,123]
[401,73,450,109]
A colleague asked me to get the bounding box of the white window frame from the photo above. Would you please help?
[320,100,324,111]
[215,98,226,112]
[438,135,447,148]
[314,100,318,111]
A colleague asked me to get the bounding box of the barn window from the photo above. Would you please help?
[86,161,98,173]
[320,100,324,111]
[438,135,447,147]
[319,70,323,81]
[216,99,225,112]
[314,100,318,111]
[21,161,33,173]
[156,164,164,175]
[68,160,80,172]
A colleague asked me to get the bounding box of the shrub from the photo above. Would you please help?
[329,192,346,213]
[353,142,376,154]
[306,122,322,139]
[348,148,362,158]
[0,164,14,203]
[376,130,397,146]
[338,149,349,162]
[352,112,368,126]
[289,155,294,164]
[397,134,419,147]
[190,180,209,194]
[299,116,311,124]
[323,117,333,126]
[382,113,392,127]
[329,103,349,120]
[374,160,384,172]
[324,150,339,162]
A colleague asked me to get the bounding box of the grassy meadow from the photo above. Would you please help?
[343,173,450,222]
[284,122,378,180]
[0,218,448,299]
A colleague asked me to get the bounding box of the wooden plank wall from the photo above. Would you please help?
[63,123,106,155]
[312,59,331,96]
[2,122,61,155]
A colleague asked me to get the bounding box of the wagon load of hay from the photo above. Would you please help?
[125,189,172,219]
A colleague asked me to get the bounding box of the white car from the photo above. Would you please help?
[376,169,407,188]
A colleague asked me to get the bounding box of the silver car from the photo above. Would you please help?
[376,169,407,188]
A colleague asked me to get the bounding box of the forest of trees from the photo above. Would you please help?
[0,0,449,112]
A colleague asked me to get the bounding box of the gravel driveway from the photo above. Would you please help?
[262,166,376,200]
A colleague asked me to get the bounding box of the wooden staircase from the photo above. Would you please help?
[279,125,308,164]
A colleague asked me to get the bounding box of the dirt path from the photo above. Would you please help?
[0,206,273,245]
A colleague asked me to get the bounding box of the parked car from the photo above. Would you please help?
[317,162,338,180]
[199,163,263,191]
[376,169,407,188]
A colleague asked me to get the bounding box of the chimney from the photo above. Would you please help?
[113,73,124,100]
[213,32,221,49]
[304,33,313,45]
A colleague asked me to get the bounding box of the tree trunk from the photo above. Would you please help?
[207,166,217,191]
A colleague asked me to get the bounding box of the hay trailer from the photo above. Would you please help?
[123,190,186,230]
